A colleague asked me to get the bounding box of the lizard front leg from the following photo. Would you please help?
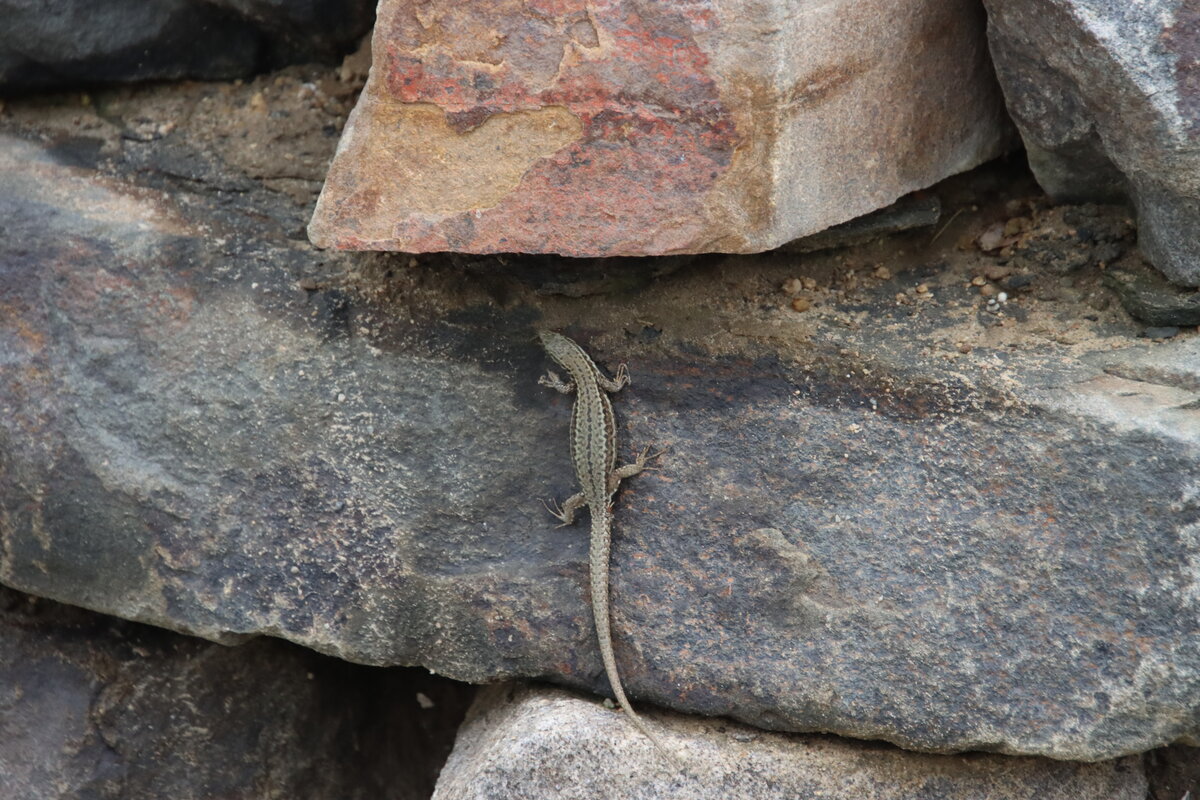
[538,370,575,394]
[596,363,630,393]
[608,445,663,491]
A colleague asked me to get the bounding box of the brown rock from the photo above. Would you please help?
[309,0,1011,256]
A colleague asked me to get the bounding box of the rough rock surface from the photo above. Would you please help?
[0,587,474,800]
[0,0,374,90]
[1,77,1199,762]
[983,0,1200,287]
[1104,261,1200,328]
[308,0,1010,256]
[431,684,1147,800]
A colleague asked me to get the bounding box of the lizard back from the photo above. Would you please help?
[539,331,618,504]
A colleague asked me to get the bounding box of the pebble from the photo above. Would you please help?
[984,265,1012,281]
[977,222,1006,251]
[1003,217,1030,236]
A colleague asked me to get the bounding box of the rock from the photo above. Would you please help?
[1103,260,1200,327]
[0,0,375,90]
[1145,744,1200,800]
[431,684,1147,799]
[2,79,1199,762]
[983,0,1200,287]
[0,587,474,800]
[308,0,1010,256]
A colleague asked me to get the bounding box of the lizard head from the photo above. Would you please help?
[538,329,584,373]
[537,329,571,355]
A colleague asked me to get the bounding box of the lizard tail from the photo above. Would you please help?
[589,508,683,769]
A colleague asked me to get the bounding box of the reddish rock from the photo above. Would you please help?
[309,0,1012,256]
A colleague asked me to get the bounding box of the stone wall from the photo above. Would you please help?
[0,3,1198,797]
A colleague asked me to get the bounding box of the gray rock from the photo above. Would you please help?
[983,0,1200,286]
[431,684,1148,800]
[1103,260,1200,327]
[0,0,374,89]
[0,587,474,800]
[1,82,1199,762]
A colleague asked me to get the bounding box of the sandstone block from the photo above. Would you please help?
[309,0,1011,256]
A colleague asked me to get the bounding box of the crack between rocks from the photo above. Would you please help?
[1100,365,1200,395]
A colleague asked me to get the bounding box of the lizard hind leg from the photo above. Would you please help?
[542,493,585,526]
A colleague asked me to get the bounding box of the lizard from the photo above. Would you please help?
[536,329,681,766]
